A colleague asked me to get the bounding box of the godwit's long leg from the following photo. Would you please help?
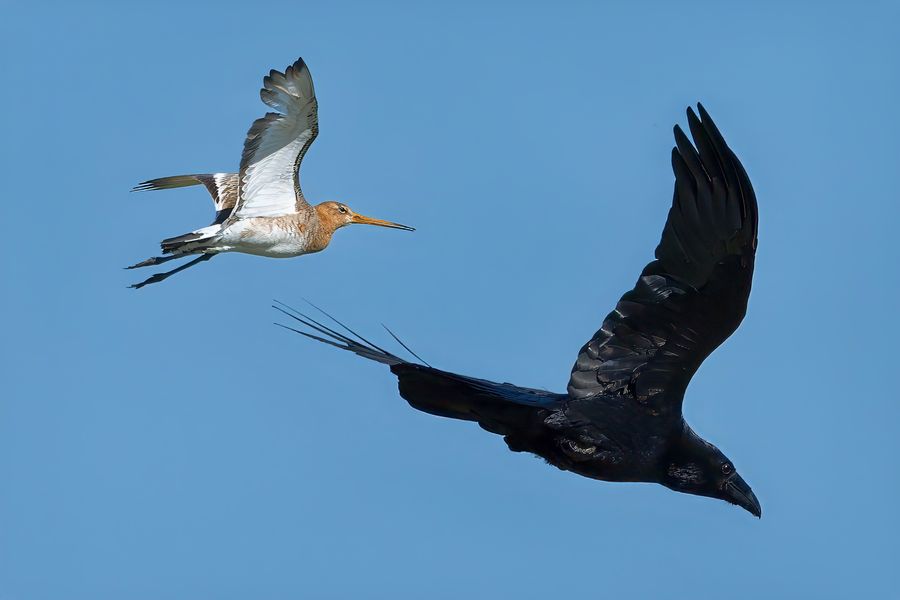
[129,254,214,289]
[125,254,184,270]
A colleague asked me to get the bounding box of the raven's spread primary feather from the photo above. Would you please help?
[279,105,762,517]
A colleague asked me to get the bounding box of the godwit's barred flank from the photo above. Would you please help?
[127,57,413,289]
[280,105,763,517]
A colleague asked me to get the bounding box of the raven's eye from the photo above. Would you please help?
[721,463,733,475]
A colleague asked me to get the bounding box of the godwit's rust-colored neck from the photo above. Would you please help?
[307,203,345,252]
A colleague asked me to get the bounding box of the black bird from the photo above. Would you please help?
[277,104,762,517]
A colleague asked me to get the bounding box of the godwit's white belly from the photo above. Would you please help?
[215,218,311,258]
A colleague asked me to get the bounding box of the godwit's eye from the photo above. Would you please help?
[721,463,733,475]
[338,205,347,214]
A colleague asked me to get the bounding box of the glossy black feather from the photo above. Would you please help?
[568,104,757,415]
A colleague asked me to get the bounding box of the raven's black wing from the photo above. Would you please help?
[567,105,758,416]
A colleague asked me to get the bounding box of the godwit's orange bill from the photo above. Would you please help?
[350,214,415,231]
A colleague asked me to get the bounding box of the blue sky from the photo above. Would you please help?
[2,1,898,598]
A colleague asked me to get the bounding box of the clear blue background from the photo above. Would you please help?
[2,1,898,598]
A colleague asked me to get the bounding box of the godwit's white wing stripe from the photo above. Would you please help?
[207,173,239,212]
[132,173,240,224]
[231,58,318,221]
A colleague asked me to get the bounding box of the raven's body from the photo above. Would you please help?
[393,364,679,485]
[281,104,762,517]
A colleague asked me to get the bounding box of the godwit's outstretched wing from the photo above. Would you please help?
[567,105,758,416]
[132,173,239,224]
[229,58,318,221]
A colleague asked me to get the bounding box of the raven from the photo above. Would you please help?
[277,104,761,517]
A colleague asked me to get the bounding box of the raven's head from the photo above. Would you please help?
[660,426,761,518]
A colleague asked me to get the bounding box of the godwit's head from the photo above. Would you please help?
[315,201,415,234]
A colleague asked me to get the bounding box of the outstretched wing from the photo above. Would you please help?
[229,58,318,221]
[132,173,239,224]
[568,104,758,416]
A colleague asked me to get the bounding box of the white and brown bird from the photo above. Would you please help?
[128,57,413,289]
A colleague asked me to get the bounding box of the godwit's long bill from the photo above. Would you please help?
[128,57,413,289]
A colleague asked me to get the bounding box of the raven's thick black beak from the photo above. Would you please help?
[724,474,762,518]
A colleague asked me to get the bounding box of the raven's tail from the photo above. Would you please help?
[273,300,409,366]
[274,302,562,435]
